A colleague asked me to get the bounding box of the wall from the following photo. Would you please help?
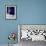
[0,0,46,44]
[19,0,46,24]
[0,0,18,44]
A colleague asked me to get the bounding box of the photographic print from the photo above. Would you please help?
[5,5,16,20]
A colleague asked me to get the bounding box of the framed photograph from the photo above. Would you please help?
[5,5,16,20]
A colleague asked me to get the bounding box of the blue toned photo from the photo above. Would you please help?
[6,5,16,19]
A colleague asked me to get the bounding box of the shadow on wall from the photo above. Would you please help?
[19,40,46,46]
